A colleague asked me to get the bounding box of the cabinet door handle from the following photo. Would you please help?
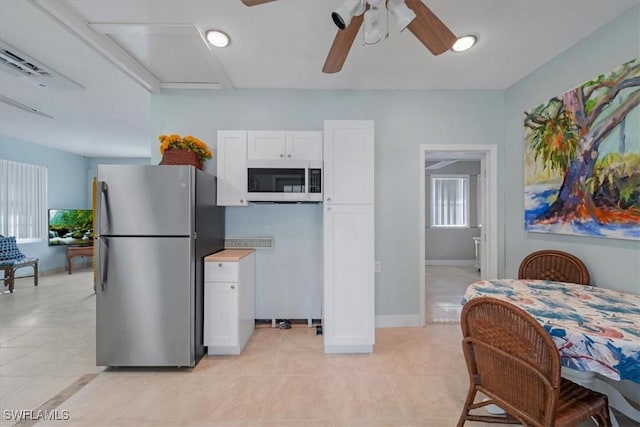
[280,154,284,158]
[287,154,291,158]
[230,284,235,289]
[326,197,332,202]
[218,263,223,267]
[240,199,244,204]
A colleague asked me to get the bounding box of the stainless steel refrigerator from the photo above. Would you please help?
[95,165,224,367]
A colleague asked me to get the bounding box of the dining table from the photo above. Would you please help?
[463,279,640,427]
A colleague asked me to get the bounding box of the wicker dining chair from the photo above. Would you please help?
[457,297,611,427]
[518,249,591,285]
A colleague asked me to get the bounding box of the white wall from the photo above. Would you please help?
[151,90,506,317]
[504,5,640,293]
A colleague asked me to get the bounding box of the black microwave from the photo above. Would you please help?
[246,160,322,202]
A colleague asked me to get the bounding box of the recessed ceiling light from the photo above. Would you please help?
[205,30,230,48]
[452,35,477,52]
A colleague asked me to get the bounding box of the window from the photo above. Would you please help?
[0,160,48,243]
[431,175,469,228]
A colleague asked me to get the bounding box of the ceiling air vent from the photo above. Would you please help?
[0,40,84,90]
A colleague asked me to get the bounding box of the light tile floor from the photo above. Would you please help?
[425,265,480,324]
[1,270,634,426]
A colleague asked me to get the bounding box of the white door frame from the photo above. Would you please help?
[419,144,498,326]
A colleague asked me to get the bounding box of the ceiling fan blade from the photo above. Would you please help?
[405,0,457,55]
[241,0,277,6]
[322,13,364,74]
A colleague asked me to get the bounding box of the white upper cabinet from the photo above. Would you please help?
[248,131,322,161]
[285,131,323,161]
[217,130,248,206]
[247,131,285,160]
[323,120,374,204]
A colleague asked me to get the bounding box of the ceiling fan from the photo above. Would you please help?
[240,0,457,74]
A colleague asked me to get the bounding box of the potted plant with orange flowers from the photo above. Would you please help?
[158,134,213,170]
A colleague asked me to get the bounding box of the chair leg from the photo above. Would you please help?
[8,269,15,293]
[456,387,477,427]
[33,262,38,287]
[593,406,612,427]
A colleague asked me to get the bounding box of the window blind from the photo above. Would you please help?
[0,160,48,242]
[431,175,469,228]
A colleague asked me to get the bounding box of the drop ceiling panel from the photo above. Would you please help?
[92,24,219,84]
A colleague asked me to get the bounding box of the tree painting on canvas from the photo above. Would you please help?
[524,58,640,240]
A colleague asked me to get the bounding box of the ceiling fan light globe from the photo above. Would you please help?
[387,0,416,31]
[364,28,382,44]
[363,7,382,44]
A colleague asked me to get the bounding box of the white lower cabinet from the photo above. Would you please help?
[204,250,255,355]
[323,204,374,353]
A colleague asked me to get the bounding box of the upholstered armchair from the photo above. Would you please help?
[0,236,39,293]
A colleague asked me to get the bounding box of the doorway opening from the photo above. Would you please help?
[419,144,498,325]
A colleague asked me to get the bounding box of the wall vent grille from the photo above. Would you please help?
[224,237,273,249]
[0,47,52,77]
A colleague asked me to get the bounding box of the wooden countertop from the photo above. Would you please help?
[205,249,255,262]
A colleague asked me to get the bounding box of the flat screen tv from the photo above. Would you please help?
[48,209,94,246]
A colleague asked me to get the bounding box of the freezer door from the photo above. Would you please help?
[97,165,194,236]
[96,236,195,367]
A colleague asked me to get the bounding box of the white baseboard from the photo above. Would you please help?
[375,314,422,328]
[425,259,475,266]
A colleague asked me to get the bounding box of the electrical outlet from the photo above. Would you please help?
[375,261,381,273]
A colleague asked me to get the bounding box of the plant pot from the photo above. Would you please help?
[159,149,203,170]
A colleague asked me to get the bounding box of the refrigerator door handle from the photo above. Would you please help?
[96,180,109,236]
[97,236,109,292]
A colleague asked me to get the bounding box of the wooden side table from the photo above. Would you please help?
[67,246,93,274]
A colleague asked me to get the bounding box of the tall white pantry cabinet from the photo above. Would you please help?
[322,120,375,353]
